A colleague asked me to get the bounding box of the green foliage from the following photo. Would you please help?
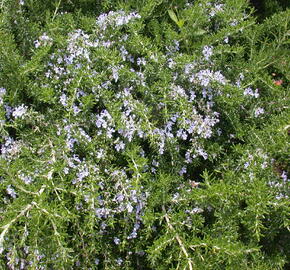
[250,0,290,21]
[0,0,289,269]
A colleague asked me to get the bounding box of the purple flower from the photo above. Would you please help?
[19,174,33,184]
[34,33,52,47]
[0,87,6,96]
[60,94,68,106]
[202,46,213,61]
[63,167,69,174]
[66,138,77,150]
[179,166,187,176]
[95,208,110,218]
[244,162,250,169]
[254,107,264,117]
[114,237,121,245]
[127,202,133,213]
[196,148,208,160]
[167,58,175,68]
[115,193,124,202]
[112,67,119,82]
[281,171,288,182]
[115,141,125,152]
[12,105,27,119]
[72,105,81,115]
[7,185,16,198]
[137,57,146,66]
[244,87,259,98]
[116,258,123,266]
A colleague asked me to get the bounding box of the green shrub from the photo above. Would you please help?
[0,0,289,269]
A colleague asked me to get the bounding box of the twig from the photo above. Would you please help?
[0,202,36,253]
[52,0,62,21]
[162,205,193,270]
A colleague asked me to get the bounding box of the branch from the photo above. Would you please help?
[162,205,193,270]
[0,202,35,254]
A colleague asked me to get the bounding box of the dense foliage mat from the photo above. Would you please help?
[0,0,289,269]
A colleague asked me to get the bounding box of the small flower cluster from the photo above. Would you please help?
[202,46,213,61]
[34,33,53,48]
[1,137,23,160]
[12,104,28,119]
[96,10,141,31]
[244,87,259,98]
[208,2,224,17]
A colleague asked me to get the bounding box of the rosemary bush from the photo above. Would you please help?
[0,0,289,269]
